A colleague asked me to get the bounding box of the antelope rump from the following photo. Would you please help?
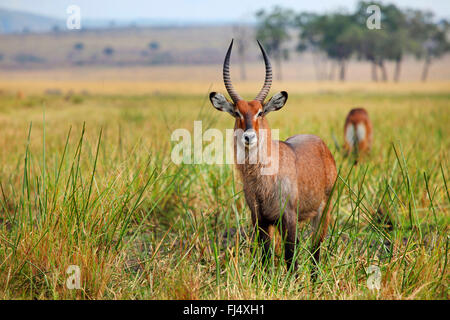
[344,108,373,157]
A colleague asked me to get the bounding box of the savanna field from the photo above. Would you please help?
[0,79,448,299]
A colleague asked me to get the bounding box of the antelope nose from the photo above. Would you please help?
[242,130,257,146]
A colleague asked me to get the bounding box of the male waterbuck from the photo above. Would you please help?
[344,108,373,158]
[209,40,337,272]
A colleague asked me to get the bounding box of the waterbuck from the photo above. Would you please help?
[344,108,373,159]
[209,40,337,272]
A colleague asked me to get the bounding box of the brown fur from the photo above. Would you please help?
[344,108,373,156]
[231,99,337,271]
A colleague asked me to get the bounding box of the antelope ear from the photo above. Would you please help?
[263,91,288,114]
[209,92,235,117]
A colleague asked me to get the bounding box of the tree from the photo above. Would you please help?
[291,3,448,82]
[70,42,85,65]
[148,41,160,51]
[376,3,407,81]
[255,6,294,81]
[421,21,449,81]
[296,13,329,81]
[103,46,114,57]
[386,29,409,82]
[406,10,449,81]
[330,19,363,81]
[354,22,392,82]
[354,1,411,82]
[296,12,361,81]
[74,42,84,51]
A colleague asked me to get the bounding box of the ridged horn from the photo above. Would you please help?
[254,40,273,103]
[223,39,243,103]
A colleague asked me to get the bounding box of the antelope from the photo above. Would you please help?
[344,108,373,159]
[209,40,337,272]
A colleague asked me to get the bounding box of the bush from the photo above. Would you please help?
[14,54,45,64]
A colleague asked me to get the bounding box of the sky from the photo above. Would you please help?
[0,0,449,22]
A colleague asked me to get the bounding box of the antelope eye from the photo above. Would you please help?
[256,110,263,117]
[234,111,240,118]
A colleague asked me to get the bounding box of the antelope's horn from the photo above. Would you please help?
[254,40,273,103]
[223,39,243,103]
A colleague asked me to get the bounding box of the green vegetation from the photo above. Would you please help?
[255,1,450,81]
[0,88,448,299]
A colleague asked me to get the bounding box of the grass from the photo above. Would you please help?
[0,84,448,299]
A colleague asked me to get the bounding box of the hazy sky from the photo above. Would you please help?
[1,0,449,21]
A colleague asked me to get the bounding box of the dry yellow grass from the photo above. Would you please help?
[0,76,448,299]
[1,79,449,96]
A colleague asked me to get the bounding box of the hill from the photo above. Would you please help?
[0,8,64,33]
[0,24,254,69]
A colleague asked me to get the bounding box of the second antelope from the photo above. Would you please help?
[209,40,337,272]
[344,108,373,160]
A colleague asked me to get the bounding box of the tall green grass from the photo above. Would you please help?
[0,91,448,299]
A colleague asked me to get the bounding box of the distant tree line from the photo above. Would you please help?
[254,1,449,82]
[66,40,164,66]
